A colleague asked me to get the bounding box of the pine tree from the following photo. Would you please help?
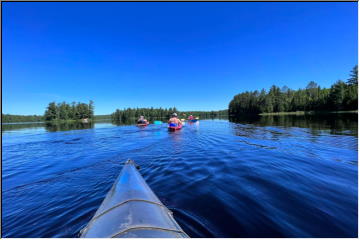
[329,80,347,110]
[44,102,58,121]
[88,100,94,118]
[347,65,358,85]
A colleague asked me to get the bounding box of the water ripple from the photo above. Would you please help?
[2,118,358,237]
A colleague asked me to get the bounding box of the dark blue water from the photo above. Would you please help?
[2,116,358,237]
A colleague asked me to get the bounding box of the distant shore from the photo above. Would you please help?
[259,110,358,116]
[3,111,357,124]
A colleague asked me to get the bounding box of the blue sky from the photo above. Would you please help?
[3,2,357,115]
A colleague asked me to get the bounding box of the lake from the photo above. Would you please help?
[2,114,358,237]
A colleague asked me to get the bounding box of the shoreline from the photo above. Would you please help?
[259,110,358,116]
[2,111,357,124]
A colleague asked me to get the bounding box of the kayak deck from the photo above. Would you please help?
[80,160,188,238]
[168,124,183,131]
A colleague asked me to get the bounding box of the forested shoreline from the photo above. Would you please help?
[2,101,95,123]
[2,114,44,123]
[2,106,227,123]
[229,66,358,116]
[2,107,227,123]
[111,107,228,122]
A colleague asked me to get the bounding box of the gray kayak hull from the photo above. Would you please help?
[80,159,188,238]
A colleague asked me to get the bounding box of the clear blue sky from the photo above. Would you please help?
[3,2,357,115]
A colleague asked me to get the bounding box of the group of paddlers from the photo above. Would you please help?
[137,113,197,125]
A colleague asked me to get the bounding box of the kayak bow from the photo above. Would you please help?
[80,160,188,238]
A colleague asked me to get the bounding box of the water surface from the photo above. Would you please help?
[2,115,358,237]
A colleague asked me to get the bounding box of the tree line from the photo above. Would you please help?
[111,107,228,122]
[2,105,227,123]
[229,65,358,116]
[2,114,44,123]
[179,110,228,119]
[44,101,94,121]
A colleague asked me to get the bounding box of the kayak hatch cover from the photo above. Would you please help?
[80,159,189,238]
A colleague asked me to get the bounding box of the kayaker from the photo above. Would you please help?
[168,113,182,126]
[137,116,149,124]
[188,115,194,120]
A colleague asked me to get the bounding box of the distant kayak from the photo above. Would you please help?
[188,119,198,122]
[137,123,149,127]
[80,160,188,238]
[168,123,182,131]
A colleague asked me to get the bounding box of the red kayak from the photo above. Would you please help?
[137,123,149,127]
[168,123,182,131]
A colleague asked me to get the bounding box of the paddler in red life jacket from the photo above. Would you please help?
[188,115,194,120]
[137,116,149,125]
[168,113,182,127]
